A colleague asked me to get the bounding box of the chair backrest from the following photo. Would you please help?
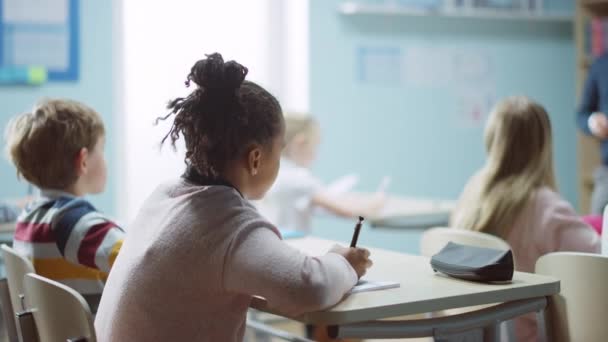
[535,252,608,342]
[1,244,35,312]
[420,227,511,257]
[24,273,96,342]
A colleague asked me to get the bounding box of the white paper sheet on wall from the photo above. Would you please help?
[2,0,68,24]
[403,46,452,88]
[356,46,402,84]
[11,30,69,69]
[356,44,496,126]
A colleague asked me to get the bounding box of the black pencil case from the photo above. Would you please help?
[430,242,514,282]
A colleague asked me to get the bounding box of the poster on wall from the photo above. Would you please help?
[356,46,402,85]
[356,44,495,127]
[0,0,79,82]
[451,49,495,127]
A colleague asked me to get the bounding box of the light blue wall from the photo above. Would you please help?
[309,0,576,254]
[0,1,116,214]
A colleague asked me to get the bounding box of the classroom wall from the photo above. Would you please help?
[0,1,116,215]
[120,0,279,221]
[309,0,577,253]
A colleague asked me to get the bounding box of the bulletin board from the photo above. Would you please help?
[0,0,79,82]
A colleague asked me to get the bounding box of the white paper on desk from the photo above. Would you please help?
[349,279,400,294]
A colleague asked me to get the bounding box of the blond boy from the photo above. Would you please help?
[5,99,124,310]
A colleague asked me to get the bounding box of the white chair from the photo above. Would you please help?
[420,227,514,341]
[2,244,36,341]
[420,227,511,257]
[535,252,608,342]
[24,273,96,342]
[1,244,35,314]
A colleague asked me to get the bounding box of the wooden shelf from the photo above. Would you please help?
[581,0,608,16]
[338,2,573,23]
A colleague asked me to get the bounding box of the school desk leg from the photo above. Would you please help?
[536,302,548,342]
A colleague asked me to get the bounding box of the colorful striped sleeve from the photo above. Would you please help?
[51,200,124,273]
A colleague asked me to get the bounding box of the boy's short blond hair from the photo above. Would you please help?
[284,113,318,144]
[5,99,105,189]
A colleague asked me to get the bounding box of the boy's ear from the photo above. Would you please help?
[247,145,263,176]
[75,147,89,176]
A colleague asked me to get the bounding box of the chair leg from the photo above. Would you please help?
[0,279,18,342]
[482,323,499,342]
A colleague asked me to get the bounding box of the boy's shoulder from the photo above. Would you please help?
[24,195,107,226]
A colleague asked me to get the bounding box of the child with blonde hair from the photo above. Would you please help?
[4,99,125,311]
[451,96,600,341]
[260,113,384,234]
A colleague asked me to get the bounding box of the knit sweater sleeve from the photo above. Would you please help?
[222,215,357,317]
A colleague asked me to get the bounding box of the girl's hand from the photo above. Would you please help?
[329,245,373,278]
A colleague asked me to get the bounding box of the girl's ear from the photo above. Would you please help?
[247,144,263,176]
[75,147,89,176]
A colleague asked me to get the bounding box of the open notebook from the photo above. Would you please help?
[349,279,400,294]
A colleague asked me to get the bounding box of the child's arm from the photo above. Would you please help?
[546,201,601,254]
[530,189,601,256]
[280,168,384,219]
[223,226,359,316]
[52,201,125,273]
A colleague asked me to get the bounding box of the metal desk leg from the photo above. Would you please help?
[328,297,547,340]
[536,303,548,342]
[500,320,516,342]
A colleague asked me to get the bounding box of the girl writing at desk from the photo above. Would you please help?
[94,53,372,342]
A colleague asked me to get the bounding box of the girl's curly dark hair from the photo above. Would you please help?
[158,53,283,178]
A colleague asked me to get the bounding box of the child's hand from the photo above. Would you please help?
[329,245,373,278]
[589,112,608,139]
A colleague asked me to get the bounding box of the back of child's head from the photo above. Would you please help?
[159,53,283,178]
[5,99,105,189]
[484,96,555,188]
[284,113,318,146]
[454,96,556,237]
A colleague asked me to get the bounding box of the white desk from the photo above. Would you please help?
[336,193,456,229]
[0,224,14,234]
[0,224,14,244]
[255,237,560,340]
[370,196,456,229]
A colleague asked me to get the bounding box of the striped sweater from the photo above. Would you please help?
[13,190,124,298]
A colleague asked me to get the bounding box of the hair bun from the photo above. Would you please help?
[187,53,248,92]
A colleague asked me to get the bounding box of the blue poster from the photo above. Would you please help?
[0,0,79,82]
